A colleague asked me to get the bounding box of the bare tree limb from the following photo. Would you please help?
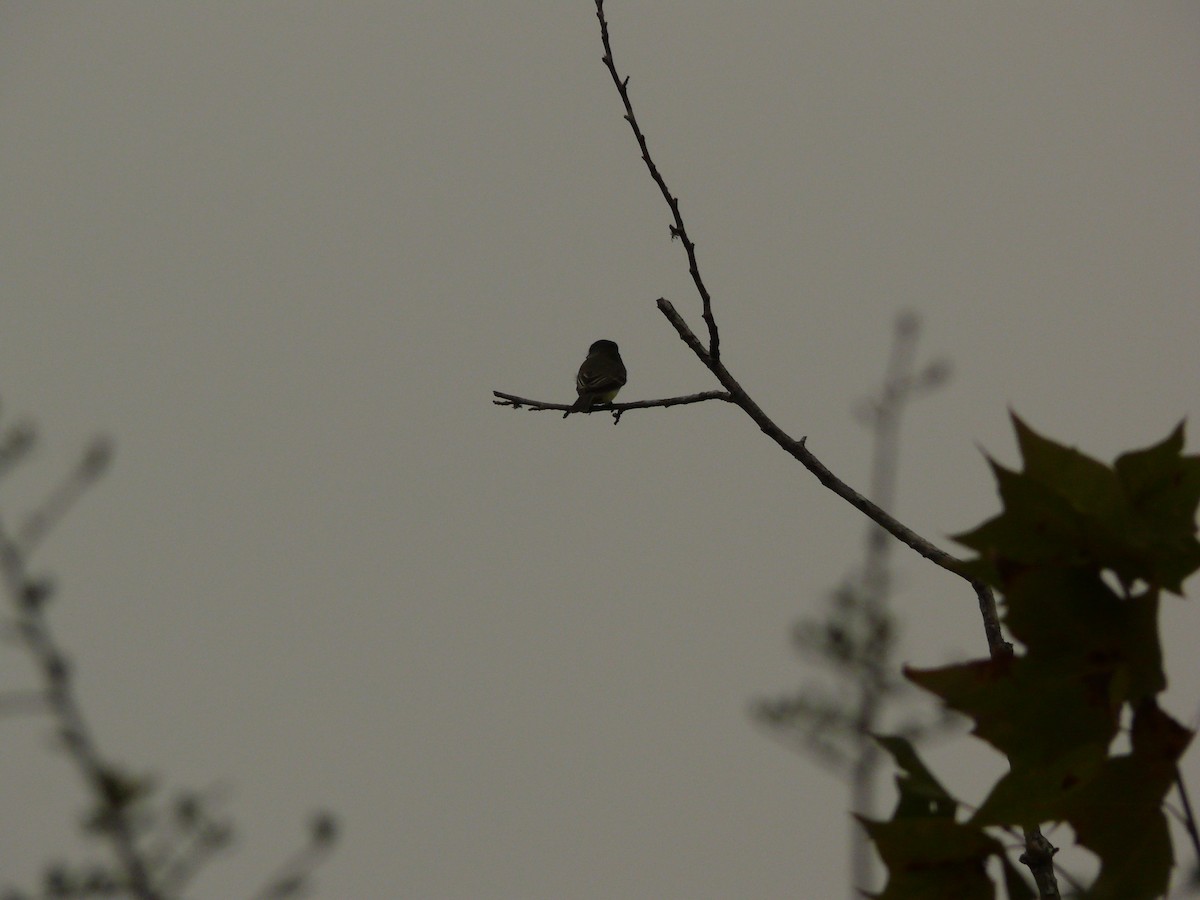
[594,0,719,360]
[584,61,991,614]
[590,0,1012,659]
[492,389,733,422]
[0,444,163,900]
[655,297,1011,657]
[0,419,36,482]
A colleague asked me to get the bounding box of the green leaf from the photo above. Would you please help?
[906,656,1116,767]
[1013,413,1124,523]
[970,740,1107,826]
[1058,703,1192,899]
[872,421,1198,898]
[1114,423,1198,530]
[873,735,957,819]
[858,816,1004,900]
[1001,568,1164,703]
[955,418,1200,592]
[1113,422,1200,593]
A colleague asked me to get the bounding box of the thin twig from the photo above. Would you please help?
[492,389,733,418]
[594,0,719,360]
[246,814,338,900]
[0,440,161,899]
[1,534,162,900]
[0,419,37,482]
[17,436,113,555]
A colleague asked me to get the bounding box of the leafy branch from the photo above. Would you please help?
[493,3,1200,895]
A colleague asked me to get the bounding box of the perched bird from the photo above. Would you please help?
[565,339,627,417]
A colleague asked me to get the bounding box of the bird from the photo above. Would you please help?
[565,339,627,417]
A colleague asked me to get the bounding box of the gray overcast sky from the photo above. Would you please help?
[2,3,1198,897]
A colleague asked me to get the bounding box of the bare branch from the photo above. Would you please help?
[16,436,113,556]
[594,0,719,359]
[594,0,1016,660]
[246,813,338,900]
[656,297,1010,655]
[0,419,36,482]
[492,389,733,422]
[0,515,163,899]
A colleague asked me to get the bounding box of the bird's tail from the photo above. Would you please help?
[564,394,594,418]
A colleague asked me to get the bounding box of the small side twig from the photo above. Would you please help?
[0,419,36,482]
[153,787,236,896]
[0,442,163,900]
[246,813,338,900]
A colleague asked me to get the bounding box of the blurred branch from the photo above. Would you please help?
[0,419,37,482]
[752,313,952,894]
[15,437,113,556]
[153,787,236,896]
[1,402,339,898]
[0,439,162,898]
[247,813,339,900]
